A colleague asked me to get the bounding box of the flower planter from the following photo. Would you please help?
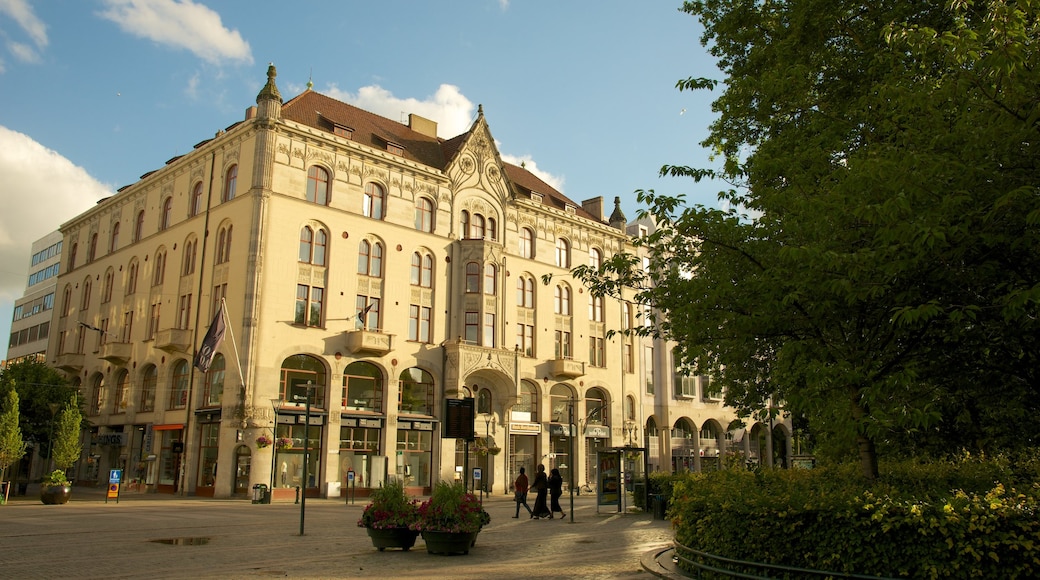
[366,527,420,551]
[40,484,72,505]
[421,530,479,555]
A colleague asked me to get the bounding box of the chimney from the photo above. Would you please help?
[408,114,438,138]
[582,197,605,222]
[245,106,257,120]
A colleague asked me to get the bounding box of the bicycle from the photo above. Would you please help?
[577,481,595,496]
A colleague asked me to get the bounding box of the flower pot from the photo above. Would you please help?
[421,530,478,555]
[40,484,72,505]
[366,527,420,551]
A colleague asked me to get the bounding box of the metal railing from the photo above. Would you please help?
[672,540,899,579]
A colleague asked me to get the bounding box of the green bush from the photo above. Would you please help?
[670,455,1040,578]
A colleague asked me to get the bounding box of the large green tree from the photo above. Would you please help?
[0,389,26,483]
[577,0,1040,479]
[52,397,82,472]
[0,358,80,462]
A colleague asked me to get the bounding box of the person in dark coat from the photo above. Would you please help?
[513,466,532,518]
[530,464,551,519]
[548,467,565,519]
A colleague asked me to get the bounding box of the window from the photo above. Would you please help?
[589,294,604,322]
[134,210,145,242]
[148,302,161,340]
[355,295,380,330]
[589,336,605,367]
[222,164,237,202]
[408,304,431,343]
[306,165,330,205]
[483,313,496,347]
[212,283,227,320]
[399,367,434,415]
[68,243,77,270]
[342,362,382,412]
[81,279,92,310]
[189,182,203,216]
[295,284,324,327]
[465,262,480,293]
[153,249,167,286]
[357,240,383,277]
[410,252,433,287]
[126,260,139,294]
[470,214,485,239]
[120,310,133,342]
[517,276,534,308]
[517,381,539,422]
[112,370,129,414]
[160,197,173,230]
[554,285,571,315]
[487,217,497,241]
[516,324,534,356]
[586,389,607,425]
[483,264,497,295]
[61,286,72,317]
[279,354,327,407]
[87,233,98,263]
[215,224,232,264]
[299,226,327,266]
[201,354,225,408]
[89,375,104,416]
[415,197,433,232]
[363,182,385,219]
[101,270,114,304]
[477,389,492,415]
[519,227,534,258]
[589,247,602,269]
[110,222,120,253]
[464,311,479,343]
[177,293,192,329]
[701,376,723,401]
[675,375,697,398]
[554,330,572,359]
[169,360,189,409]
[555,238,570,268]
[644,345,655,394]
[461,211,470,238]
[140,365,156,411]
[182,238,196,276]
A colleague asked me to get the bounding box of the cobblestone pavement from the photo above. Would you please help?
[0,486,678,580]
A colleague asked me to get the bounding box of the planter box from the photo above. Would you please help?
[366,527,420,551]
[40,485,72,505]
[421,530,479,555]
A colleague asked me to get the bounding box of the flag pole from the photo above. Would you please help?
[220,297,247,395]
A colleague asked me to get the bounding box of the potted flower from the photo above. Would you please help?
[411,480,491,555]
[255,435,272,449]
[275,437,294,451]
[40,469,72,505]
[357,478,420,551]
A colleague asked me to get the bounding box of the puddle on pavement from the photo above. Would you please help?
[150,537,210,546]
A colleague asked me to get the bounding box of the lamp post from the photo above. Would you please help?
[568,399,575,523]
[482,413,492,501]
[269,398,284,494]
[294,381,315,536]
[47,402,60,473]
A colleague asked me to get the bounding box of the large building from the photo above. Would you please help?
[7,230,62,365]
[45,66,789,499]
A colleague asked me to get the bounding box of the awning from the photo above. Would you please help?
[153,423,184,431]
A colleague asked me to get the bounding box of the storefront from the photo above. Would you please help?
[396,419,434,494]
[338,416,382,494]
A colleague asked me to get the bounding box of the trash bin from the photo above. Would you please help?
[252,483,270,504]
[651,494,667,520]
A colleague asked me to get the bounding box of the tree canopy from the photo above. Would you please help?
[576,0,1040,479]
[0,358,81,462]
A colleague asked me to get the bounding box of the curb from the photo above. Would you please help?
[641,546,689,579]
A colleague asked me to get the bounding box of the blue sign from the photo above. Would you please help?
[109,469,123,484]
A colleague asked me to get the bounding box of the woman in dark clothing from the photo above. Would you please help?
[548,467,565,519]
[530,464,551,519]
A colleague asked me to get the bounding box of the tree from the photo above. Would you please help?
[52,397,82,473]
[0,358,79,462]
[576,0,1040,479]
[0,389,26,484]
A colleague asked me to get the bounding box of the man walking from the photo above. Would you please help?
[513,466,532,518]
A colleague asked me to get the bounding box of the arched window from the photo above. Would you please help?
[483,263,497,295]
[299,226,327,266]
[153,248,167,286]
[201,354,225,408]
[140,364,157,412]
[279,354,327,406]
[465,262,480,293]
[109,222,120,253]
[306,165,330,205]
[589,294,604,322]
[89,374,105,416]
[342,361,383,412]
[222,164,238,202]
[585,388,608,426]
[88,233,98,263]
[112,370,130,414]
[411,252,433,287]
[160,197,173,230]
[61,285,72,317]
[134,210,145,242]
[169,360,189,409]
[415,197,433,232]
[101,269,114,303]
[189,182,203,216]
[68,243,77,270]
[126,260,139,294]
[299,226,313,262]
[363,182,385,219]
[399,367,434,415]
[517,276,534,308]
[517,381,539,422]
[182,238,196,276]
[357,240,383,277]
[589,247,602,269]
[555,238,570,268]
[461,210,470,238]
[554,285,571,315]
[477,388,492,415]
[313,228,327,266]
[216,225,232,264]
[81,278,92,310]
[487,217,497,241]
[519,227,534,258]
[470,214,485,240]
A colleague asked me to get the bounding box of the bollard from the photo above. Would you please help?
[295,485,301,504]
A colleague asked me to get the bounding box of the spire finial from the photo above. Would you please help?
[307,68,313,91]
[257,63,283,105]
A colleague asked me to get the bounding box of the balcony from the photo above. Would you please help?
[99,342,132,365]
[344,329,393,356]
[55,352,85,373]
[154,328,192,353]
[550,357,585,379]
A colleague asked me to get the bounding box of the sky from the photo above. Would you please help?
[0,0,725,354]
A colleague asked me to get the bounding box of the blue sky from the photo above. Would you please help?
[0,0,724,354]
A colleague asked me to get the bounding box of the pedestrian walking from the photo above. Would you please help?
[548,467,565,519]
[530,464,551,519]
[513,466,532,518]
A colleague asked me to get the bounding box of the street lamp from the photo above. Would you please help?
[269,398,284,494]
[293,381,316,536]
[482,413,492,501]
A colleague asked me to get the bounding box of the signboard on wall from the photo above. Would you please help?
[443,397,475,440]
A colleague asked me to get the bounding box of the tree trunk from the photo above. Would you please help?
[856,433,879,481]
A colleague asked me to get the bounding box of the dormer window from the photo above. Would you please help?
[333,124,353,139]
[565,204,577,214]
[387,142,404,156]
[530,192,543,203]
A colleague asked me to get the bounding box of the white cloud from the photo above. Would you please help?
[0,0,48,65]
[0,126,112,305]
[500,153,566,193]
[324,83,475,139]
[98,0,252,66]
